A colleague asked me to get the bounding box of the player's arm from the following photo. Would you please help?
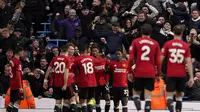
[16,65,23,91]
[160,43,168,65]
[127,41,135,81]
[43,59,53,89]
[49,73,54,88]
[44,58,54,85]
[185,46,194,88]
[185,57,194,80]
[127,41,135,72]
[44,66,52,83]
[105,59,111,85]
[63,59,71,88]
[63,68,69,87]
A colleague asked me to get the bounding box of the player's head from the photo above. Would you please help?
[14,47,24,58]
[173,24,185,36]
[115,48,123,61]
[91,43,100,57]
[60,44,69,53]
[66,43,75,56]
[78,44,89,55]
[141,23,153,36]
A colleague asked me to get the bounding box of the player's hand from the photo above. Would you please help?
[62,85,67,91]
[49,88,53,94]
[43,79,48,89]
[128,73,133,82]
[187,78,194,88]
[69,73,75,77]
[19,88,23,93]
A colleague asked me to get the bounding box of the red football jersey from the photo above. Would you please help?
[161,39,191,77]
[9,57,23,90]
[94,57,109,86]
[67,56,75,86]
[109,60,128,87]
[128,37,161,78]
[49,55,70,87]
[73,55,97,87]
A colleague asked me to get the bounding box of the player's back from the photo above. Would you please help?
[9,57,23,90]
[133,37,160,78]
[75,55,97,87]
[162,39,190,77]
[50,55,70,87]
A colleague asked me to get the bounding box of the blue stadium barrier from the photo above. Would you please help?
[32,15,52,36]
[47,39,68,47]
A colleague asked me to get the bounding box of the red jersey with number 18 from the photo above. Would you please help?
[73,55,97,88]
[161,39,191,77]
[49,55,70,87]
[129,37,161,78]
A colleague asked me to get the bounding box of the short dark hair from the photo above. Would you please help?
[192,8,200,13]
[116,48,123,53]
[14,47,24,54]
[40,56,47,61]
[173,25,185,36]
[91,43,100,50]
[141,24,153,35]
[60,44,68,53]
[78,44,89,54]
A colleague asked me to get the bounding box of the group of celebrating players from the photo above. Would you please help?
[6,23,194,112]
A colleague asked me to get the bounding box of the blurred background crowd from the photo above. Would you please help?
[0,0,200,101]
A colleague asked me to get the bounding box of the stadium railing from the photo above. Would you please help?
[47,39,68,47]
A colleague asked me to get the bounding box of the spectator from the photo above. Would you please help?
[0,49,14,74]
[152,21,174,48]
[51,5,71,39]
[91,0,104,16]
[131,11,156,38]
[39,57,48,72]
[121,19,134,44]
[186,29,200,62]
[0,28,16,55]
[51,47,60,57]
[13,28,29,48]
[18,0,50,37]
[0,65,10,98]
[29,40,41,67]
[95,22,129,60]
[78,6,95,40]
[187,71,200,100]
[26,68,45,98]
[188,9,200,34]
[70,26,89,45]
[56,9,81,40]
[0,0,13,28]
[166,1,189,26]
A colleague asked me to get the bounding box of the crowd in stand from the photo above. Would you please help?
[0,0,200,101]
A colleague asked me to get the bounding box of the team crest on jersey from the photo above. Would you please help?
[122,63,126,67]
